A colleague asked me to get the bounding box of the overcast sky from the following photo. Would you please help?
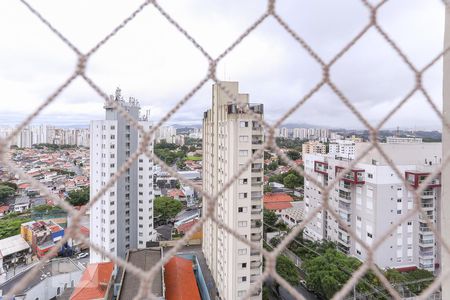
[0,0,446,130]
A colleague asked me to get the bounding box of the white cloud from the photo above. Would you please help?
[0,0,445,130]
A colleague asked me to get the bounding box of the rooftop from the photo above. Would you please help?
[263,193,293,203]
[164,256,201,300]
[70,262,114,300]
[0,234,30,258]
[118,248,163,299]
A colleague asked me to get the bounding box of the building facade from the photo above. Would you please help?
[304,142,441,272]
[202,82,263,300]
[302,141,327,155]
[90,89,156,263]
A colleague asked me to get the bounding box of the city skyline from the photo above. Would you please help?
[0,0,445,130]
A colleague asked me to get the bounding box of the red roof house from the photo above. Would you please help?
[164,257,201,300]
[263,193,293,211]
[70,262,114,300]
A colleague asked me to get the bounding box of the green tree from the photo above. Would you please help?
[264,151,272,160]
[283,173,301,189]
[0,217,32,239]
[263,209,278,233]
[275,256,300,294]
[0,181,18,190]
[154,196,183,221]
[67,187,89,206]
[176,159,187,170]
[286,150,301,161]
[266,161,278,171]
[0,185,15,201]
[404,269,434,294]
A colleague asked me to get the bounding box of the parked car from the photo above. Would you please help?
[77,252,89,259]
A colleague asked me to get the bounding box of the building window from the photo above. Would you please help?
[238,249,247,255]
[239,150,248,157]
[238,207,247,213]
[238,276,247,283]
[241,263,247,268]
[239,193,248,199]
[397,210,402,214]
[239,135,249,142]
[239,178,248,185]
[240,121,249,128]
[367,173,373,179]
[110,135,115,139]
[238,221,247,227]
[367,233,373,238]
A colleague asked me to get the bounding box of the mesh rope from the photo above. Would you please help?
[0,0,449,299]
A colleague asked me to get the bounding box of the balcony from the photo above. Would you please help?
[250,275,260,284]
[419,250,434,257]
[251,163,263,173]
[314,161,328,175]
[421,202,434,210]
[251,209,262,215]
[227,103,263,115]
[419,239,434,246]
[335,166,365,184]
[251,234,262,242]
[252,136,263,145]
[251,250,261,256]
[422,190,435,198]
[250,261,262,269]
[251,220,262,228]
[338,190,352,202]
[338,201,351,212]
[405,171,441,189]
[251,177,262,186]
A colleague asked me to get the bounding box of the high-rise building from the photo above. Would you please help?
[329,139,358,159]
[90,88,156,263]
[302,141,327,155]
[279,127,289,138]
[304,141,441,272]
[203,82,263,300]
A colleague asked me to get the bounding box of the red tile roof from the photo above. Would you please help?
[0,206,9,214]
[167,189,185,198]
[70,262,114,300]
[164,257,201,300]
[265,202,293,211]
[80,226,90,236]
[263,193,293,203]
[264,193,293,211]
[18,183,30,189]
[176,219,198,234]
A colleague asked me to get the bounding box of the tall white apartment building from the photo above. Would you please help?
[90,89,156,263]
[203,82,263,300]
[304,142,441,272]
[329,139,358,159]
[278,127,289,138]
[386,136,423,144]
[293,128,308,140]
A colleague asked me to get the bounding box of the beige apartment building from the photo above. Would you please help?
[202,82,263,300]
[302,140,327,155]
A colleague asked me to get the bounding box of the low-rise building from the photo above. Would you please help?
[0,235,31,272]
[20,220,66,258]
[70,262,114,300]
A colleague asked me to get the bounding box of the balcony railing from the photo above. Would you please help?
[335,166,365,184]
[314,161,328,175]
[251,209,262,215]
[227,103,263,115]
[250,250,261,256]
[250,261,262,269]
[405,171,441,189]
[251,234,262,242]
